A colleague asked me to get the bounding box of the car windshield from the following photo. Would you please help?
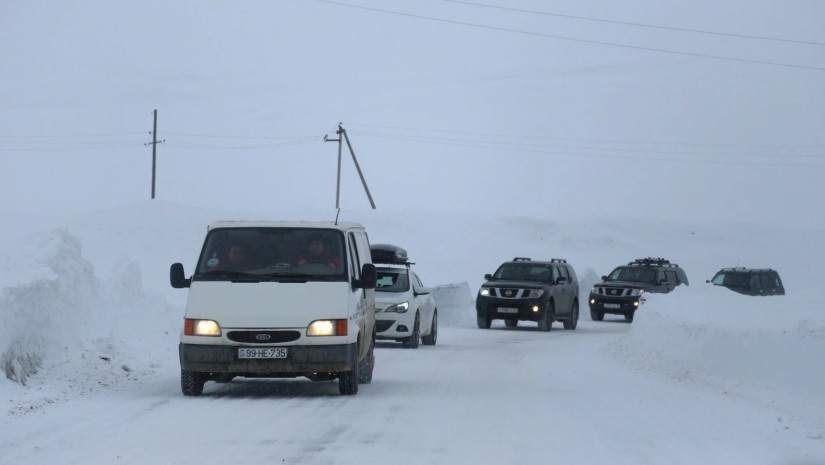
[375,269,409,293]
[711,272,748,288]
[607,267,658,284]
[193,227,347,282]
[493,264,551,283]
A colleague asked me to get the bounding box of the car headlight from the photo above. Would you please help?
[590,287,601,295]
[307,319,348,336]
[527,289,544,298]
[479,288,491,297]
[629,289,645,297]
[384,302,410,313]
[184,319,221,336]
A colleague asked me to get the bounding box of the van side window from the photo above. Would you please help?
[348,233,360,279]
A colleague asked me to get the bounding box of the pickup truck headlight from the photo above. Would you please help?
[384,302,410,313]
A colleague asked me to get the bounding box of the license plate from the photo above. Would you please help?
[498,307,518,314]
[238,348,288,359]
[604,303,621,309]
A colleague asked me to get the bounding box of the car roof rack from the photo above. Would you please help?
[550,258,567,263]
[512,257,532,262]
[628,257,679,268]
[370,244,412,266]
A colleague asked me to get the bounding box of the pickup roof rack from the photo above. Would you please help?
[628,257,679,268]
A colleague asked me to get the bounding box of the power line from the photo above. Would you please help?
[441,0,825,46]
[313,0,825,71]
[342,122,825,150]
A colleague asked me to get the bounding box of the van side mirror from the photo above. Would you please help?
[354,263,377,289]
[484,273,493,281]
[170,263,190,289]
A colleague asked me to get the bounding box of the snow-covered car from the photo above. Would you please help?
[371,244,437,348]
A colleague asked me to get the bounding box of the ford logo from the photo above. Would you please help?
[255,334,271,341]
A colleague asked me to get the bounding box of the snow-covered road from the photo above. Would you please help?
[4,315,819,465]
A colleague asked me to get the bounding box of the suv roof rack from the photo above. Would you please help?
[512,257,531,262]
[370,244,412,266]
[628,257,679,268]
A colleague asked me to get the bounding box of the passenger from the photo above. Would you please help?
[208,243,255,271]
[295,236,342,269]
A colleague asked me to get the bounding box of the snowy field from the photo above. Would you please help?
[1,202,823,464]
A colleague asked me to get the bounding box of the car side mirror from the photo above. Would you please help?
[414,287,431,296]
[659,279,669,285]
[484,273,493,281]
[170,263,190,289]
[705,279,711,284]
[354,263,377,289]
[555,276,568,284]
[601,275,608,281]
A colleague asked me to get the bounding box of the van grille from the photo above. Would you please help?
[226,330,301,343]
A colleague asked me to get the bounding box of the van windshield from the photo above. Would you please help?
[193,227,347,282]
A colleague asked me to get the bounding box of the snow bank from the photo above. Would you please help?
[0,229,178,393]
[608,286,825,432]
[431,281,476,327]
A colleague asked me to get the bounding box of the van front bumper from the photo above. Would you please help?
[179,343,357,375]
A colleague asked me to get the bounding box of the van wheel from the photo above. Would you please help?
[422,310,437,346]
[477,316,492,329]
[181,370,206,396]
[339,359,359,395]
[590,308,604,321]
[358,334,375,384]
[504,319,518,328]
[402,312,421,349]
[563,302,579,330]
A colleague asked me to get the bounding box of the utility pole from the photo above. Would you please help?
[324,123,376,209]
[144,109,165,199]
[340,126,376,209]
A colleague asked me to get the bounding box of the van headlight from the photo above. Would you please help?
[184,319,221,336]
[307,319,348,336]
[384,302,410,313]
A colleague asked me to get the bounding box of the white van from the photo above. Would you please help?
[170,221,377,396]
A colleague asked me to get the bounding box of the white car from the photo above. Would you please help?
[371,244,437,348]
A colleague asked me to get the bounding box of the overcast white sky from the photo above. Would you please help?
[1,0,824,225]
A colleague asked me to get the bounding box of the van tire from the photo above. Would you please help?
[339,360,359,395]
[422,310,438,346]
[181,370,206,396]
[402,312,421,349]
[357,334,375,384]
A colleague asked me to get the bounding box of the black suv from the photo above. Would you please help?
[707,267,785,296]
[476,257,579,331]
[589,257,688,322]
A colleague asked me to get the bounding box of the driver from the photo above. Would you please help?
[295,235,342,269]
